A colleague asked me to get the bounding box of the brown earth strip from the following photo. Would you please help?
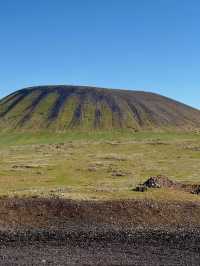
[0,197,199,265]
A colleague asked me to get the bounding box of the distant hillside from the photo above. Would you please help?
[0,85,200,132]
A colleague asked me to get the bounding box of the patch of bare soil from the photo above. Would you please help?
[136,175,200,194]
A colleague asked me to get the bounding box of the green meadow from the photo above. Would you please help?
[0,131,200,201]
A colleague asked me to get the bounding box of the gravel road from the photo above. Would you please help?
[0,229,200,266]
[0,241,199,266]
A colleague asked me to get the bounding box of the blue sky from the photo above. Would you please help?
[0,0,200,108]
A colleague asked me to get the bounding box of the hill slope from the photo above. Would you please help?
[0,85,200,132]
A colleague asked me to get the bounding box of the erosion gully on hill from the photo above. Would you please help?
[0,197,200,265]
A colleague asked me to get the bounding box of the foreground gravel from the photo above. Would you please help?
[0,198,200,265]
[0,229,200,265]
[0,241,199,266]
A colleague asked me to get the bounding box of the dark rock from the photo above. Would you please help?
[143,175,175,189]
[191,186,200,195]
[135,185,148,192]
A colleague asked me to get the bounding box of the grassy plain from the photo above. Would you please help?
[0,131,200,201]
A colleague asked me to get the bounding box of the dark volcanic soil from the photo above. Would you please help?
[1,229,200,265]
[1,240,200,265]
[0,197,200,265]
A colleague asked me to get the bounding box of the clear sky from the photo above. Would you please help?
[0,0,200,108]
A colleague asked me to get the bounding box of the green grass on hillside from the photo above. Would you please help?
[1,86,200,132]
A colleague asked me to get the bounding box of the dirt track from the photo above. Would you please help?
[0,228,199,265]
[1,240,200,265]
